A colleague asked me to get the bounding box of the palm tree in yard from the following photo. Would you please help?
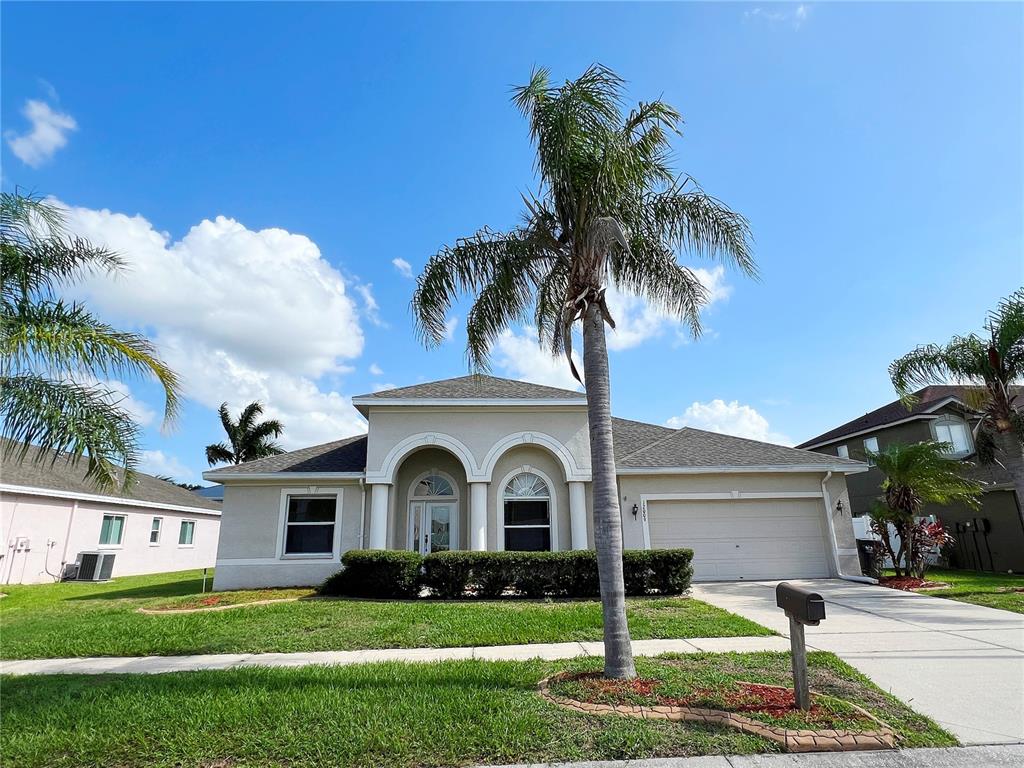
[205,401,284,466]
[1,191,180,490]
[867,442,981,578]
[890,288,1024,528]
[411,65,755,679]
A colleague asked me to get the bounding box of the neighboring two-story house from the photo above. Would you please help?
[798,386,1024,572]
[205,374,867,590]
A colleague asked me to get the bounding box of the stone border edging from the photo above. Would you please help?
[138,597,301,615]
[537,673,896,753]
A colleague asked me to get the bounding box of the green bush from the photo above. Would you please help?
[320,550,422,598]
[648,549,694,595]
[421,551,475,598]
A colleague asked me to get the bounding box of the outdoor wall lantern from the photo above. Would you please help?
[631,503,639,519]
[836,499,845,514]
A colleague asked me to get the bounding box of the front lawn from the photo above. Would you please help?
[0,652,954,768]
[0,569,772,659]
[895,568,1024,614]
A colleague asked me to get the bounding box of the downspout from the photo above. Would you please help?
[821,471,877,584]
[59,500,79,574]
[358,478,366,549]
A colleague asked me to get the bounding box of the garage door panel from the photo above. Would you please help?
[646,498,830,581]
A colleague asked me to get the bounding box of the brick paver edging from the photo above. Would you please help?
[537,673,896,753]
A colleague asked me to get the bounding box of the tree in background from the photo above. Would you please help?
[411,65,754,678]
[890,289,1024,528]
[867,441,982,578]
[205,401,284,466]
[1,191,180,490]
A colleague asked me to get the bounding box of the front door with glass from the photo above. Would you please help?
[410,502,454,555]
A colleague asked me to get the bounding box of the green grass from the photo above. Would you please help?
[0,652,954,768]
[900,568,1024,613]
[0,569,772,659]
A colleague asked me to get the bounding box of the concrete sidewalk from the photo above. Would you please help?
[0,635,790,676]
[481,744,1023,768]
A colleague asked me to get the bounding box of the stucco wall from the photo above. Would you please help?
[1,492,219,585]
[488,445,572,551]
[391,448,468,550]
[213,481,362,591]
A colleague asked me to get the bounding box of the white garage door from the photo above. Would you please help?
[646,498,831,581]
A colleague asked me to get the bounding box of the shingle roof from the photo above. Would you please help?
[355,374,585,401]
[204,434,368,477]
[611,417,677,461]
[795,386,1021,449]
[617,426,864,470]
[1,442,221,511]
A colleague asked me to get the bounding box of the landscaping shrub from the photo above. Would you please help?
[421,551,475,598]
[647,549,694,595]
[320,550,422,598]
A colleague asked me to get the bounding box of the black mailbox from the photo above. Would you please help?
[776,583,826,626]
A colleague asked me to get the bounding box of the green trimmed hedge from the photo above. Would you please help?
[320,548,693,599]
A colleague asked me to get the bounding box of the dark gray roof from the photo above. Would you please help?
[1,442,221,511]
[355,374,585,401]
[617,426,864,469]
[204,434,368,477]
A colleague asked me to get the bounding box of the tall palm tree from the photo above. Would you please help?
[890,288,1024,528]
[411,65,754,679]
[1,191,180,490]
[205,401,284,466]
[867,441,982,577]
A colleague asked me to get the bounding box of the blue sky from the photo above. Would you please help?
[3,2,1022,485]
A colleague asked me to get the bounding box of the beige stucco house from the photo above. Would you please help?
[205,375,868,590]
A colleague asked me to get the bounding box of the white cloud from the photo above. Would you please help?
[443,315,459,342]
[60,203,368,449]
[744,4,810,29]
[70,375,157,428]
[369,363,384,376]
[605,266,732,351]
[138,449,198,484]
[493,328,582,391]
[5,100,77,167]
[667,399,792,446]
[392,258,413,279]
[356,283,385,327]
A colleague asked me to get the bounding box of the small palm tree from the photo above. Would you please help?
[205,401,284,466]
[1,191,180,490]
[868,441,982,577]
[411,65,754,678]
[890,288,1024,528]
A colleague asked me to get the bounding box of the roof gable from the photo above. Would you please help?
[204,434,368,477]
[354,374,585,402]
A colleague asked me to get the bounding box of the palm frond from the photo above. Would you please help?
[889,337,988,405]
[205,442,234,467]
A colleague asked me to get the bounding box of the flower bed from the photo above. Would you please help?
[878,576,948,592]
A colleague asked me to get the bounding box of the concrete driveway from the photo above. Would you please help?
[692,579,1024,746]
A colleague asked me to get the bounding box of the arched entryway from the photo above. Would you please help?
[407,470,459,555]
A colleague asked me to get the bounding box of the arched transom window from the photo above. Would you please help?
[414,474,455,497]
[503,472,551,551]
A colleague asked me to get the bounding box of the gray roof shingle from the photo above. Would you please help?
[1,442,221,511]
[611,417,677,461]
[355,374,584,401]
[204,434,368,477]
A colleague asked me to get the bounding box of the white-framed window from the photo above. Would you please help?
[150,517,163,545]
[837,444,849,459]
[178,519,196,547]
[863,436,879,465]
[502,472,552,551]
[413,473,454,497]
[932,416,973,457]
[98,514,125,546]
[283,496,336,556]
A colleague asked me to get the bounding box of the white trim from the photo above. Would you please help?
[353,397,586,409]
[149,516,163,546]
[480,431,590,482]
[0,483,221,516]
[98,513,126,547]
[406,470,460,554]
[800,414,944,450]
[366,432,478,484]
[929,414,975,458]
[202,472,364,482]
[495,466,559,552]
[616,464,867,476]
[276,487,345,562]
[177,518,197,548]
[638,491,825,549]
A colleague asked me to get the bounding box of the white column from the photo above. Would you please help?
[470,482,488,551]
[569,481,588,550]
[368,483,390,550]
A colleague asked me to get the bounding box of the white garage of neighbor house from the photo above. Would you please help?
[205,375,868,590]
[1,442,221,585]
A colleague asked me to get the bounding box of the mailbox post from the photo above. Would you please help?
[775,582,826,710]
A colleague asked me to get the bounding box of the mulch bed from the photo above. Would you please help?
[878,576,948,592]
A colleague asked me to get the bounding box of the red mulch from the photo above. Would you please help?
[663,682,823,719]
[198,596,221,606]
[878,576,945,591]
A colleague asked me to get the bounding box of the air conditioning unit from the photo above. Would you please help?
[74,552,116,581]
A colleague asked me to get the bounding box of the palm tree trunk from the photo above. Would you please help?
[993,430,1024,532]
[581,302,636,680]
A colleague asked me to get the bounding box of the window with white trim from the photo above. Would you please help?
[932,416,973,457]
[836,445,849,459]
[413,474,454,497]
[283,496,336,555]
[99,514,125,546]
[150,517,162,545]
[863,436,879,465]
[178,520,196,546]
[503,472,551,551]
